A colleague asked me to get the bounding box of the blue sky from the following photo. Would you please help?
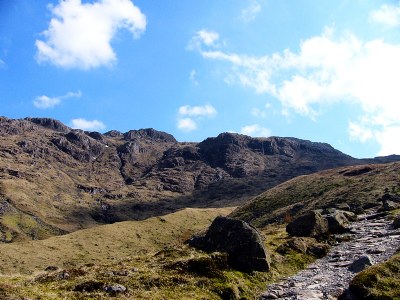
[1,0,400,158]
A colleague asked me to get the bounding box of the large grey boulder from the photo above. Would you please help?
[326,211,350,233]
[286,211,329,237]
[188,216,270,272]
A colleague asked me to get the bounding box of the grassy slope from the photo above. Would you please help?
[0,207,235,275]
[231,162,400,227]
[0,207,316,300]
[347,249,400,299]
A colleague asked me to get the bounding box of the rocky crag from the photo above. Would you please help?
[1,116,400,242]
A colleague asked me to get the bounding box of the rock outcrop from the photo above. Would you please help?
[188,216,270,272]
[286,211,329,238]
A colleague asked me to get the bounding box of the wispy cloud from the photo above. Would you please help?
[187,29,220,51]
[34,90,82,109]
[0,59,5,69]
[70,118,106,131]
[177,104,217,132]
[35,0,146,69]
[178,104,217,117]
[240,0,261,23]
[189,69,199,85]
[370,3,400,27]
[251,103,272,118]
[241,124,271,137]
[190,27,400,155]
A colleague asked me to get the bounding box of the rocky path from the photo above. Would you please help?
[261,210,400,300]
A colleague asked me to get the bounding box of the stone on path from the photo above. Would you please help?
[348,255,374,273]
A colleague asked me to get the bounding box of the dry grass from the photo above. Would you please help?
[231,162,400,227]
[0,207,235,275]
[0,207,317,299]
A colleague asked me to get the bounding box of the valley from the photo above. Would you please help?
[0,117,399,299]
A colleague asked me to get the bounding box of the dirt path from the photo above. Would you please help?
[261,210,400,300]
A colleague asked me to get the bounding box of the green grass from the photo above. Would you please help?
[348,250,400,299]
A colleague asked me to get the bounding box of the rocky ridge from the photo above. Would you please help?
[1,116,400,242]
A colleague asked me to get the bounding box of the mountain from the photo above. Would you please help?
[1,116,399,242]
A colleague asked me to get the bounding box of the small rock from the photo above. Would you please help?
[348,255,374,273]
[367,247,385,254]
[393,215,400,229]
[58,271,70,279]
[104,284,127,295]
[262,292,278,299]
[381,200,398,211]
[44,266,58,271]
[335,203,351,211]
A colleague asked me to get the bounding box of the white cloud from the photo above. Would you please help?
[189,69,198,85]
[241,124,271,137]
[178,104,217,117]
[192,27,400,155]
[176,104,217,132]
[35,0,146,69]
[370,3,400,27]
[187,29,220,51]
[348,121,374,143]
[71,118,106,131]
[0,59,5,69]
[34,90,82,108]
[240,0,261,23]
[177,118,197,132]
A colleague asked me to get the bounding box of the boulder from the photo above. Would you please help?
[334,203,351,211]
[381,200,399,211]
[341,211,357,222]
[326,211,350,233]
[380,193,400,203]
[104,284,127,295]
[393,215,400,229]
[348,255,374,273]
[276,237,329,258]
[286,211,329,238]
[188,216,270,272]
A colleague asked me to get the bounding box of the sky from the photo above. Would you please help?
[1,0,400,158]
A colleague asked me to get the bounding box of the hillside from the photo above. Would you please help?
[231,162,400,227]
[1,116,399,242]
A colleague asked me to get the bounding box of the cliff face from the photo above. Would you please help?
[0,116,398,242]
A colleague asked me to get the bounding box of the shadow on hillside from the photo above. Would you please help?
[68,175,289,225]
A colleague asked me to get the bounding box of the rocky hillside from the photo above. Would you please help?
[1,116,399,242]
[231,162,400,227]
